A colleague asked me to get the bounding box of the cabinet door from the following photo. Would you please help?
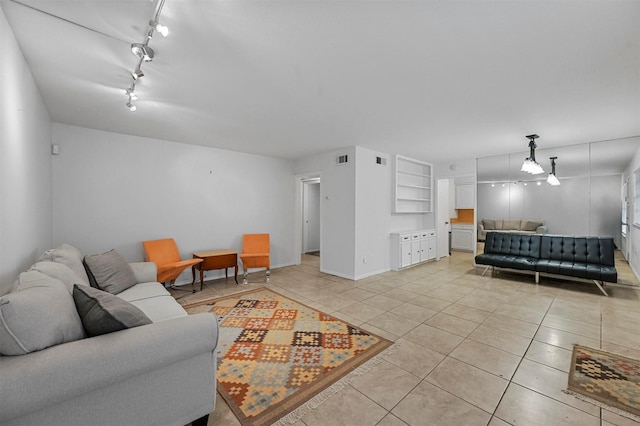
[451,228,474,251]
[401,242,412,267]
[427,238,436,260]
[411,240,421,264]
[455,185,475,209]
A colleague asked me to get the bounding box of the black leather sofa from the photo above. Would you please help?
[475,232,617,296]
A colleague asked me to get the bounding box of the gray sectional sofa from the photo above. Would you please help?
[477,219,547,241]
[0,244,218,426]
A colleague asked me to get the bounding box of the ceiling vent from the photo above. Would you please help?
[336,154,348,165]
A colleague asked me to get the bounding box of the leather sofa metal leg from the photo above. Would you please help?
[482,266,490,277]
[535,272,539,284]
[593,280,609,296]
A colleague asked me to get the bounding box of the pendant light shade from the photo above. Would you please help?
[520,134,545,175]
[547,156,560,186]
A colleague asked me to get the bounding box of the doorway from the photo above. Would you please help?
[302,178,321,256]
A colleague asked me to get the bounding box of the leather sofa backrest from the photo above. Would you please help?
[484,232,542,258]
[540,236,615,266]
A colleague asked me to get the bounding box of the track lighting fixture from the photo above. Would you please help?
[149,20,169,37]
[547,157,560,186]
[131,43,154,62]
[124,0,168,111]
[125,88,137,100]
[520,134,545,175]
[131,68,144,80]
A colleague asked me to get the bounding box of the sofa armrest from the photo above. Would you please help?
[0,313,218,422]
[129,261,157,283]
[536,226,547,234]
[478,224,485,232]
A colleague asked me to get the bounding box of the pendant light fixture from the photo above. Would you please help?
[520,134,545,175]
[547,156,560,186]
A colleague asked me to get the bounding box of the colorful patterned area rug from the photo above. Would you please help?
[184,287,393,426]
[567,345,640,420]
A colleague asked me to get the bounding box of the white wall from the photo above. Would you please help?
[622,140,640,279]
[478,175,621,241]
[354,147,391,279]
[51,124,296,284]
[0,8,53,295]
[294,147,356,279]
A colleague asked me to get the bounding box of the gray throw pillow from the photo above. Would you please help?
[522,220,542,231]
[482,219,495,230]
[0,271,85,356]
[83,250,137,294]
[73,285,152,337]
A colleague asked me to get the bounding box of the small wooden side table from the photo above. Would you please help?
[191,249,238,290]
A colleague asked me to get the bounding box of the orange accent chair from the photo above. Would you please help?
[142,238,202,292]
[240,234,270,284]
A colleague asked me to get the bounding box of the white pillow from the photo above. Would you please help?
[39,243,90,285]
[29,261,88,293]
[0,271,86,356]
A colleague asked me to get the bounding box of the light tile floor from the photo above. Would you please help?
[174,251,640,426]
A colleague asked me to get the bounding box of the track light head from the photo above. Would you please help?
[149,20,169,37]
[131,43,154,62]
[131,69,144,80]
[126,101,137,112]
[125,88,138,100]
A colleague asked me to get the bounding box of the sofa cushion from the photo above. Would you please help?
[0,271,86,356]
[29,261,88,293]
[482,219,496,230]
[73,285,152,337]
[504,220,521,230]
[494,220,503,230]
[521,220,543,231]
[83,250,137,295]
[39,243,90,285]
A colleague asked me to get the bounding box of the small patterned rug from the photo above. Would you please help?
[567,345,640,420]
[184,287,392,426]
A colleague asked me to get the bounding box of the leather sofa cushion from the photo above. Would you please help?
[483,232,542,258]
[475,253,537,271]
[540,236,615,266]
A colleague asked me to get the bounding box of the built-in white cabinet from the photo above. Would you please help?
[393,155,433,213]
[455,184,475,209]
[451,224,474,251]
[391,229,437,270]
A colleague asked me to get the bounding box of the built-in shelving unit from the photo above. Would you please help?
[393,155,433,213]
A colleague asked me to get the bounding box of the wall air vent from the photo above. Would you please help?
[376,156,387,165]
[336,154,348,165]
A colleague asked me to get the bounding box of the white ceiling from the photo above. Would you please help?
[3,0,639,165]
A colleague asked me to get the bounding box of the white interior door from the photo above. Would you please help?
[437,179,451,258]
